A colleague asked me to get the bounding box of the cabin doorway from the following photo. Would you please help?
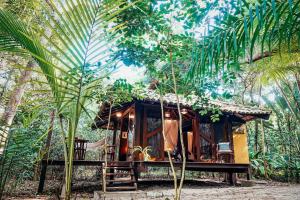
[118,113,135,161]
[199,123,215,160]
[143,107,164,160]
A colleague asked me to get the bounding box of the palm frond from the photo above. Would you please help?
[187,0,300,80]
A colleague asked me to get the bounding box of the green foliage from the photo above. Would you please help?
[0,104,49,197]
[0,1,299,198]
[187,0,300,81]
[0,0,137,198]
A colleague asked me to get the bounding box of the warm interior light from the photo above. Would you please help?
[181,108,188,115]
[116,112,122,118]
[129,113,135,119]
[165,112,171,118]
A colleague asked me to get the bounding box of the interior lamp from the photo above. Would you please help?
[129,113,135,119]
[116,112,122,118]
[181,108,188,115]
[165,112,171,118]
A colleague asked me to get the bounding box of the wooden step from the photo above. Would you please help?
[105,166,133,170]
[106,172,134,176]
[106,185,137,191]
[102,161,137,192]
[106,163,133,167]
[106,161,132,164]
[106,179,135,184]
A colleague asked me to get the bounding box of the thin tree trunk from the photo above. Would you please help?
[59,116,69,199]
[0,60,36,154]
[295,73,300,94]
[103,102,112,196]
[170,50,186,200]
[259,86,267,178]
[282,78,300,114]
[287,116,292,182]
[0,69,13,99]
[157,87,178,199]
[260,119,267,178]
[250,84,259,153]
[275,80,300,122]
[33,110,55,181]
[254,121,259,153]
[44,110,55,159]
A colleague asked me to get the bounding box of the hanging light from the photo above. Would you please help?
[116,112,122,118]
[181,108,188,115]
[129,113,135,119]
[165,112,171,118]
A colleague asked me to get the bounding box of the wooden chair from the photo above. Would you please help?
[216,142,233,163]
[74,138,88,160]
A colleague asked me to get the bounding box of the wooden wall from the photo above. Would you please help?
[132,102,247,163]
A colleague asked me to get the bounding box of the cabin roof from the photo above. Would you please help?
[141,90,271,116]
[93,89,271,129]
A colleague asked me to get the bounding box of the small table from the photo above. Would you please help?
[216,150,233,163]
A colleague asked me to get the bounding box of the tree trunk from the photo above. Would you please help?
[158,88,178,199]
[260,119,267,178]
[34,110,55,181]
[0,60,36,154]
[0,69,13,99]
[259,86,267,178]
[254,120,259,153]
[275,80,300,122]
[170,50,186,200]
[295,73,300,94]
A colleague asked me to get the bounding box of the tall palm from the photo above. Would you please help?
[0,0,135,198]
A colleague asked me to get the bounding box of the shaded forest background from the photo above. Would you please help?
[0,0,299,197]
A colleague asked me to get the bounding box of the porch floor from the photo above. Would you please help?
[40,159,250,173]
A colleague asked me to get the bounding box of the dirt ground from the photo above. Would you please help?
[143,184,300,200]
[4,179,300,200]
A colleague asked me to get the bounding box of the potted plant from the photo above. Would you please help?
[133,146,152,161]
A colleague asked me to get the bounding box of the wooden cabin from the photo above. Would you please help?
[94,90,270,164]
[38,90,271,192]
[92,90,271,186]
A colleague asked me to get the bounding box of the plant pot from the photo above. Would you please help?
[138,152,144,161]
[133,151,144,161]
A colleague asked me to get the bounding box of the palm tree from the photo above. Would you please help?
[0,0,136,198]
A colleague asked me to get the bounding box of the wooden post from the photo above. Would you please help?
[226,116,234,163]
[133,162,139,183]
[109,121,118,181]
[134,102,143,147]
[112,120,118,147]
[38,161,47,193]
[228,172,234,185]
[247,167,251,180]
[37,110,55,193]
[193,114,201,161]
[142,108,147,148]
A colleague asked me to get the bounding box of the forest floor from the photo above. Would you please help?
[3,179,300,199]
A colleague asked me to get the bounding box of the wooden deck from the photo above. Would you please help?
[40,159,249,172]
[38,159,250,193]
